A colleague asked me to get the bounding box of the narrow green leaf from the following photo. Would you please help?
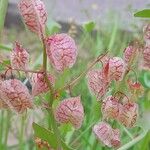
[0,44,12,51]
[134,9,150,18]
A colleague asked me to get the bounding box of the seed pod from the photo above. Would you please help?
[142,45,150,70]
[143,23,150,45]
[93,122,121,148]
[55,96,84,129]
[45,34,77,72]
[107,57,126,81]
[123,45,138,64]
[18,0,47,37]
[10,42,29,70]
[101,96,120,120]
[118,102,138,128]
[93,122,112,147]
[0,79,32,113]
[111,129,121,148]
[31,72,55,96]
[87,69,109,100]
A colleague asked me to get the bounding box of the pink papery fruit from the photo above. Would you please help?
[55,96,84,129]
[93,122,121,148]
[111,129,121,148]
[123,45,138,65]
[31,72,55,96]
[142,45,150,70]
[10,42,29,70]
[87,69,109,100]
[106,57,126,81]
[18,0,47,37]
[45,34,77,72]
[143,23,150,45]
[118,102,138,128]
[0,79,32,113]
[101,96,120,120]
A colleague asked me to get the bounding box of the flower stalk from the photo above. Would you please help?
[42,38,62,149]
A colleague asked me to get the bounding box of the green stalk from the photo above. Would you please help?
[42,38,62,149]
[92,140,98,150]
[4,110,11,149]
[0,110,4,149]
[0,0,8,41]
[19,115,25,150]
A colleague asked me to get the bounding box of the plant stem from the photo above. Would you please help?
[117,131,147,150]
[4,110,11,149]
[42,38,62,149]
[0,0,8,42]
[70,122,95,146]
[0,110,4,149]
[92,140,98,150]
[122,125,134,139]
[19,115,25,150]
[48,108,62,150]
[58,52,108,92]
[10,68,44,74]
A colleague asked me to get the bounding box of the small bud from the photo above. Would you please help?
[45,34,77,72]
[143,23,150,45]
[102,96,120,120]
[0,79,32,113]
[128,79,144,97]
[31,72,55,96]
[55,96,84,129]
[87,69,109,100]
[128,79,141,90]
[118,102,138,128]
[18,0,47,36]
[93,122,121,148]
[10,42,29,70]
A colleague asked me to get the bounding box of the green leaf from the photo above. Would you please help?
[83,21,95,32]
[139,71,150,89]
[46,19,61,36]
[33,122,57,149]
[33,123,74,150]
[59,123,73,135]
[134,9,150,18]
[0,44,12,51]
[0,63,4,72]
[137,111,150,132]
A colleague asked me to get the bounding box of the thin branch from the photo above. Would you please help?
[57,52,108,92]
